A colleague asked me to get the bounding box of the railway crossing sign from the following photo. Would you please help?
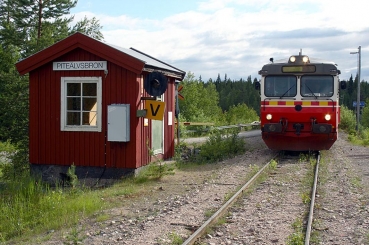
[177,85,184,100]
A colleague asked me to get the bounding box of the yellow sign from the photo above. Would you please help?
[145,100,166,120]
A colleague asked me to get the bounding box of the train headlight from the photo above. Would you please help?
[324,114,331,121]
[266,114,272,120]
[302,56,309,63]
[289,56,296,62]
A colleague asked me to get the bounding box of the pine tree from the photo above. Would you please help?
[0,0,103,179]
[0,0,103,57]
[70,16,104,40]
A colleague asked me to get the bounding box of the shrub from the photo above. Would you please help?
[340,105,356,132]
[225,103,259,125]
[196,128,246,163]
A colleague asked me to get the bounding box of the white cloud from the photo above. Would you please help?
[70,0,369,82]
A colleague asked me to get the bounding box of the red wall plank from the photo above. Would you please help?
[28,48,177,170]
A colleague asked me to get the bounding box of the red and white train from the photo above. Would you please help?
[255,51,346,151]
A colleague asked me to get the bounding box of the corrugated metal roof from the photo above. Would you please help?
[106,43,185,79]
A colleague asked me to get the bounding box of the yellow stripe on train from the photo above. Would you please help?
[264,101,336,106]
[286,101,294,106]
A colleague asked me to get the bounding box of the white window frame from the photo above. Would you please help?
[152,95,164,155]
[61,77,102,132]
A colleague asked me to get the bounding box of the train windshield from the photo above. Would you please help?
[264,76,297,98]
[301,75,334,97]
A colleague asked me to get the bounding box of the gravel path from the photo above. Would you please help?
[315,132,369,245]
[200,156,311,245]
[81,136,274,245]
[17,131,369,245]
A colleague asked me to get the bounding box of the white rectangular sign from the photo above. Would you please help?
[168,111,172,125]
[53,61,107,71]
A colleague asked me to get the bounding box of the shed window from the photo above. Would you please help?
[61,77,102,132]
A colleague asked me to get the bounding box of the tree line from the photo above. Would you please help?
[178,72,369,127]
[178,72,259,127]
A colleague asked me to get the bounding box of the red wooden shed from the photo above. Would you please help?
[16,32,185,184]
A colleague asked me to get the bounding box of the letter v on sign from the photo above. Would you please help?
[145,100,166,120]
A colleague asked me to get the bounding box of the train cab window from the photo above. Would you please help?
[301,76,334,97]
[264,76,297,97]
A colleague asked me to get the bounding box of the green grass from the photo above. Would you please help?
[346,127,369,146]
[0,157,181,243]
[298,155,317,206]
[0,178,105,242]
[0,140,16,152]
[0,140,16,178]
[269,159,278,169]
[64,225,86,245]
[0,128,252,243]
[167,231,184,245]
[286,218,304,245]
[0,164,130,242]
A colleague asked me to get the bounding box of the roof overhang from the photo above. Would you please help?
[16,32,145,75]
[16,32,186,81]
[143,67,185,80]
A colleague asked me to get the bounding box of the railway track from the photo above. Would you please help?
[183,151,320,245]
[305,152,320,245]
[19,133,369,245]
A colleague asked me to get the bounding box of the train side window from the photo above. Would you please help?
[264,76,297,97]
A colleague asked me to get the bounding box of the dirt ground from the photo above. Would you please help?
[314,132,369,245]
[11,131,369,245]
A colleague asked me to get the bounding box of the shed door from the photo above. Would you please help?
[152,95,164,154]
[152,119,163,155]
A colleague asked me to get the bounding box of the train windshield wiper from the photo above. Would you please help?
[305,85,318,99]
[279,84,295,99]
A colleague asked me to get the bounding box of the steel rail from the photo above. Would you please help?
[182,155,277,245]
[305,152,320,245]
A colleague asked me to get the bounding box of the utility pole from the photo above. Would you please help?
[350,46,361,131]
[175,82,180,145]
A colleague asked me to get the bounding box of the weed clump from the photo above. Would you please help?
[194,128,246,163]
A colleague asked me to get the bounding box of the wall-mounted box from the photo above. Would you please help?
[108,104,130,142]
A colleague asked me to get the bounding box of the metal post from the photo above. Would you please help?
[175,83,180,145]
[350,46,361,131]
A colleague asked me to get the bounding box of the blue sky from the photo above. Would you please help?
[72,1,199,19]
[70,0,368,83]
